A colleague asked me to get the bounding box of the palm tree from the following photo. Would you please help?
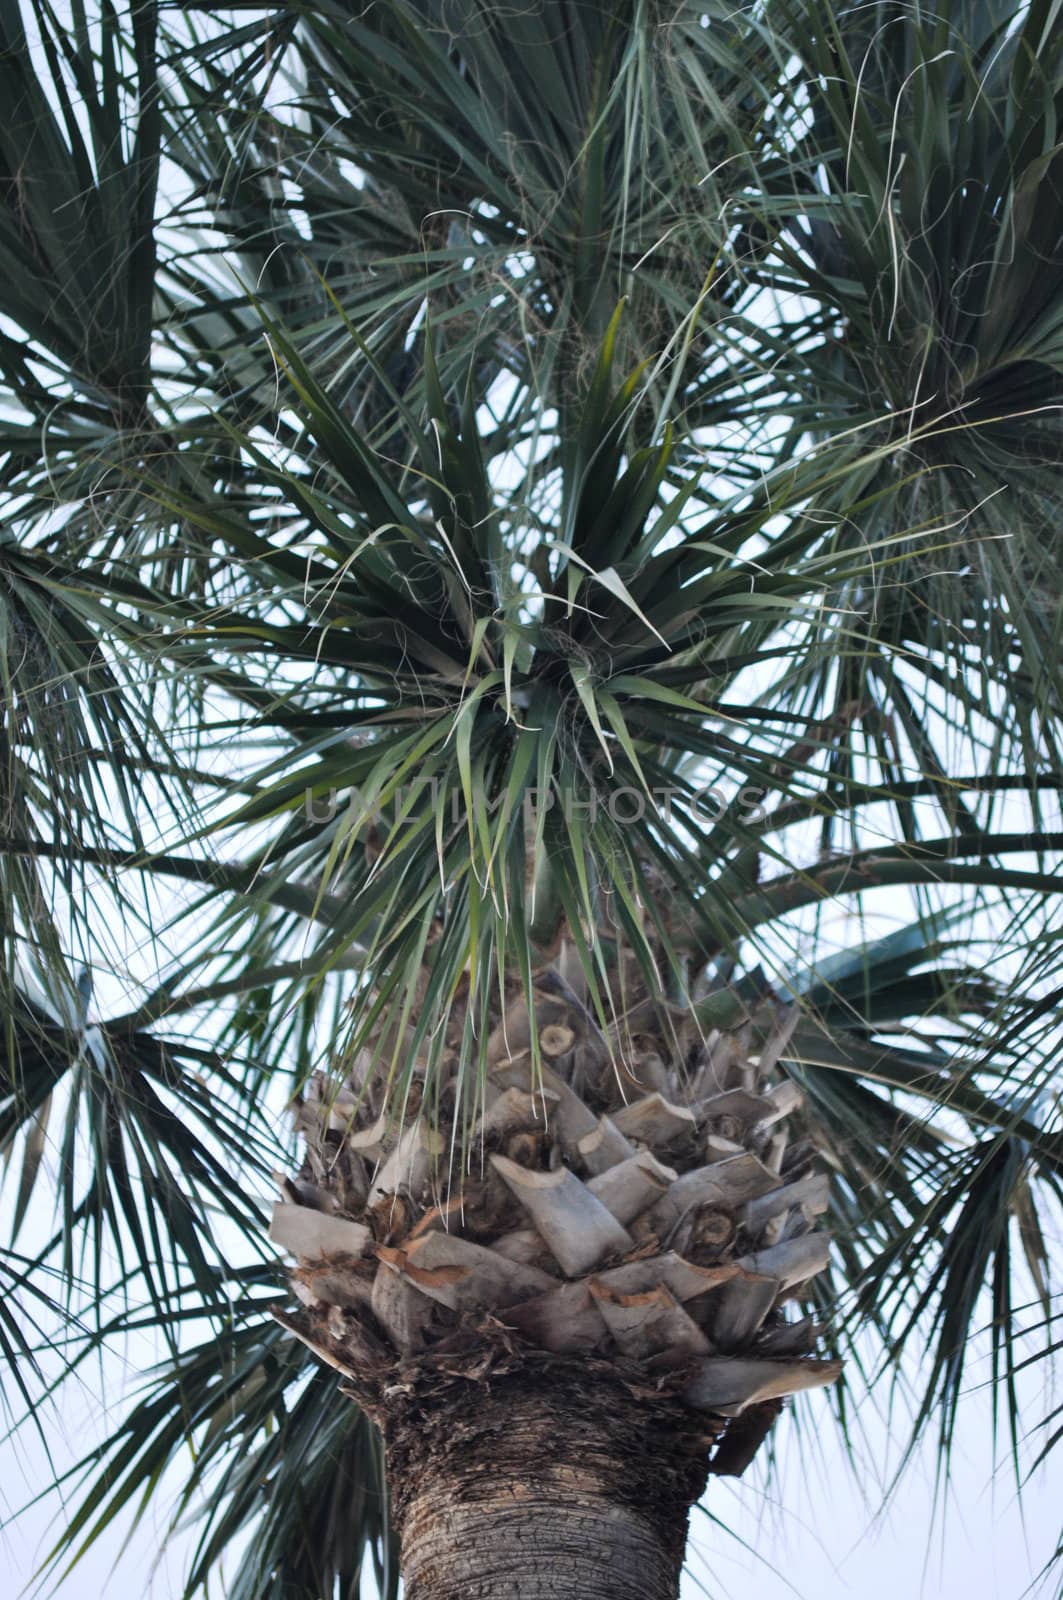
[1,0,1061,1595]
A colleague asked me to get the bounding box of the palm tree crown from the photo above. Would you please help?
[0,0,1061,1595]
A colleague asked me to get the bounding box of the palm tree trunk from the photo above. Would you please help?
[381,1364,712,1600]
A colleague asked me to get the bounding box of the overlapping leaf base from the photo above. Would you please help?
[271,975,839,1478]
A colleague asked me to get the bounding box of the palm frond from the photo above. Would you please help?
[0,0,159,418]
[31,1285,396,1600]
[1,0,1061,1592]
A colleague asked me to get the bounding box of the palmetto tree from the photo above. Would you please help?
[1,0,1062,1595]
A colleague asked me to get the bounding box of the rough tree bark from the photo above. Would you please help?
[381,1364,713,1600]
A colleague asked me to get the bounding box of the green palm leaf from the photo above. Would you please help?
[0,0,1061,1594]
